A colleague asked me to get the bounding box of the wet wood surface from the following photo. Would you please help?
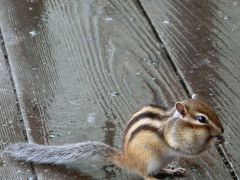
[0,31,33,179]
[0,0,238,179]
[139,0,240,178]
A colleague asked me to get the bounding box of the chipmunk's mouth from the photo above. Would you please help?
[213,135,225,144]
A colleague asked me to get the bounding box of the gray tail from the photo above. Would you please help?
[4,141,119,165]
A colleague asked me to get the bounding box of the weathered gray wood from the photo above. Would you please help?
[0,0,233,179]
[140,0,240,178]
[0,34,34,179]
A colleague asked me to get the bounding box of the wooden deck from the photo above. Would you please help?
[0,0,239,179]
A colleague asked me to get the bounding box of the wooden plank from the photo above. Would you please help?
[139,0,240,178]
[0,0,232,179]
[0,33,34,179]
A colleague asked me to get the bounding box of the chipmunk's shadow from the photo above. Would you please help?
[153,173,186,179]
[36,163,93,179]
[36,161,140,180]
[35,162,185,180]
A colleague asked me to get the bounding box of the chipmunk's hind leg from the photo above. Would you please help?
[147,168,186,179]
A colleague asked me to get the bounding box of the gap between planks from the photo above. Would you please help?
[135,0,239,179]
[0,27,38,180]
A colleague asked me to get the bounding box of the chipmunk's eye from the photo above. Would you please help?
[196,116,207,123]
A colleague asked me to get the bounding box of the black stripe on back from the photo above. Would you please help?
[148,104,167,111]
[128,124,159,142]
[124,111,162,137]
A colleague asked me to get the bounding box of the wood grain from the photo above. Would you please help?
[140,0,240,178]
[0,32,34,179]
[0,0,233,179]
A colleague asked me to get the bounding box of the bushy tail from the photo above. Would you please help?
[4,141,121,165]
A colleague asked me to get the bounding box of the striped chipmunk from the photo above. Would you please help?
[4,94,224,180]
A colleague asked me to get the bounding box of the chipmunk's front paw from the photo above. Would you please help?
[152,167,187,179]
[172,167,186,176]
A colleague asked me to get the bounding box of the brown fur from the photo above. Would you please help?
[123,131,169,177]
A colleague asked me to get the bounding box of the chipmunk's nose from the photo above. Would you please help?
[215,135,225,144]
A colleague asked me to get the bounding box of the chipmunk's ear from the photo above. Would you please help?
[175,102,187,116]
[192,94,199,99]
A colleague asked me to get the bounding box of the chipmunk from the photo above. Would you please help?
[4,94,224,180]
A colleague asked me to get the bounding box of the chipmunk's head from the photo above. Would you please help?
[165,94,224,155]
